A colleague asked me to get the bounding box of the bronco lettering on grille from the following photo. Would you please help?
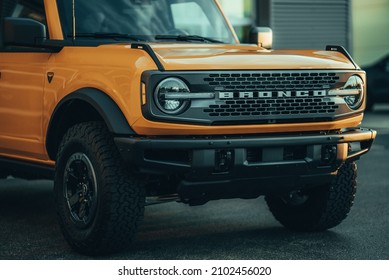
[219,90,327,99]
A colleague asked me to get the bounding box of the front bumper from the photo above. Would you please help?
[115,128,376,203]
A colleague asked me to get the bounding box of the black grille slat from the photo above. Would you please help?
[203,97,340,117]
[204,71,340,91]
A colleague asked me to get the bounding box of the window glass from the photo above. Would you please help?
[172,2,211,35]
[9,0,46,25]
[171,2,227,38]
[56,0,235,43]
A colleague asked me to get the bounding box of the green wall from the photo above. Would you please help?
[353,0,389,66]
[218,0,254,41]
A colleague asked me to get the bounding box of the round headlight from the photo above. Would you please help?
[154,78,190,115]
[343,75,364,110]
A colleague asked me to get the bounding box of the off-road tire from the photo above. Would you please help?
[265,162,357,231]
[54,122,145,255]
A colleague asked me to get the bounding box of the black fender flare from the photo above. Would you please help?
[46,88,136,159]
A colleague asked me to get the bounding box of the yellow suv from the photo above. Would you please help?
[0,0,376,255]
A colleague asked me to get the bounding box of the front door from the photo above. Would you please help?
[0,0,51,160]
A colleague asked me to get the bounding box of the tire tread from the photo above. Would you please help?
[55,122,145,255]
[265,162,357,232]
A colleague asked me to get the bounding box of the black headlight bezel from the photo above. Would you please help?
[343,75,365,110]
[153,77,191,115]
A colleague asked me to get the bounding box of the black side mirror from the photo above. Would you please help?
[249,27,273,49]
[3,17,46,47]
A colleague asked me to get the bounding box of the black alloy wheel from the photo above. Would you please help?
[63,153,98,228]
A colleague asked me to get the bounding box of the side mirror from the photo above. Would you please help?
[3,17,46,47]
[249,27,273,49]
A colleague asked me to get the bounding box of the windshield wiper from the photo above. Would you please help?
[155,35,224,44]
[67,33,144,41]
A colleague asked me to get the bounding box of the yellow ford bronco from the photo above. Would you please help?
[0,0,376,255]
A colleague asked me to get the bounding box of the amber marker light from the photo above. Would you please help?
[141,82,147,105]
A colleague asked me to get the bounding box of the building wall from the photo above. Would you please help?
[219,0,350,50]
[352,0,389,66]
[218,0,389,67]
[270,0,350,50]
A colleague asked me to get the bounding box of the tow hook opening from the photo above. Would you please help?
[215,149,234,173]
[321,145,337,165]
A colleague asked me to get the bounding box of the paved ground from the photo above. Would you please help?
[0,106,388,260]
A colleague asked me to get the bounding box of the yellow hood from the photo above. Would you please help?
[149,43,357,71]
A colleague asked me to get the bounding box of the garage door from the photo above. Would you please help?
[271,0,350,50]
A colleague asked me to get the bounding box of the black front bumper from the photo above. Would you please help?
[114,128,376,203]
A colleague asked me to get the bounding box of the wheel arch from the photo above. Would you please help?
[46,88,135,160]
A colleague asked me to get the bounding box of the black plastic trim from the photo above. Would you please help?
[178,174,334,205]
[326,45,359,69]
[116,128,376,151]
[114,128,376,204]
[114,127,376,174]
[3,17,46,47]
[46,88,135,159]
[131,43,165,71]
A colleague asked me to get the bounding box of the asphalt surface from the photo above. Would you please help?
[0,106,388,260]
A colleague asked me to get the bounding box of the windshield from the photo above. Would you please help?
[57,0,236,43]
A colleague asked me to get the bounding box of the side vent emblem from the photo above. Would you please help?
[47,72,54,83]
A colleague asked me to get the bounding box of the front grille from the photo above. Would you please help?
[204,97,339,117]
[200,71,342,120]
[143,70,356,126]
[204,72,339,91]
